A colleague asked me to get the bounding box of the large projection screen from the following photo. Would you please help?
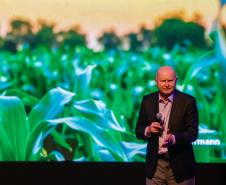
[0,0,226,163]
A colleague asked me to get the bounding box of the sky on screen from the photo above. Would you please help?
[0,0,224,47]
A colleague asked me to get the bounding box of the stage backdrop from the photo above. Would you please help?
[0,0,226,163]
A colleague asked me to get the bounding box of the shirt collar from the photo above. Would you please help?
[159,91,175,103]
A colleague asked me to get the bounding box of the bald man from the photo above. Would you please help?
[136,66,199,185]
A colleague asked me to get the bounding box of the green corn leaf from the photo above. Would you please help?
[102,129,147,161]
[182,50,217,93]
[120,141,146,162]
[25,121,57,161]
[73,99,124,132]
[215,25,226,95]
[51,129,72,152]
[2,88,39,111]
[213,16,226,142]
[206,2,226,142]
[124,84,136,131]
[45,117,127,161]
[41,151,65,161]
[74,65,95,100]
[73,131,101,161]
[73,133,88,161]
[90,64,107,91]
[0,124,16,161]
[111,82,123,128]
[28,87,75,131]
[0,96,29,161]
[0,81,11,91]
[74,64,106,101]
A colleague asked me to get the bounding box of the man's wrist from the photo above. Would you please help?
[145,127,151,137]
[172,134,176,144]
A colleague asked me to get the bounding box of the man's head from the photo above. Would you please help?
[155,66,178,100]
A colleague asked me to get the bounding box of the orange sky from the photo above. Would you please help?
[0,0,224,48]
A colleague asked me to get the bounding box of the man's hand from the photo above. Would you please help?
[147,122,163,136]
[161,129,173,148]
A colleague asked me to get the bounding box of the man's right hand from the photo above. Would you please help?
[147,122,163,136]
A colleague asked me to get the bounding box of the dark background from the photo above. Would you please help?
[0,162,225,185]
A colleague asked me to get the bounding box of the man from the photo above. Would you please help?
[135,66,198,185]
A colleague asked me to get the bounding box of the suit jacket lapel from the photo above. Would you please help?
[153,91,159,121]
[168,90,180,130]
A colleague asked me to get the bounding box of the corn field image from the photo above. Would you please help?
[0,0,226,163]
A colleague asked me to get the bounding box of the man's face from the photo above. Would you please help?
[155,68,177,99]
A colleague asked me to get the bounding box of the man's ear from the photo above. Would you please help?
[155,78,157,84]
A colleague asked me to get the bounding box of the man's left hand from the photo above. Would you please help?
[161,129,174,148]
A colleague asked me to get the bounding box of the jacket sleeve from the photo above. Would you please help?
[174,97,199,146]
[135,97,148,141]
